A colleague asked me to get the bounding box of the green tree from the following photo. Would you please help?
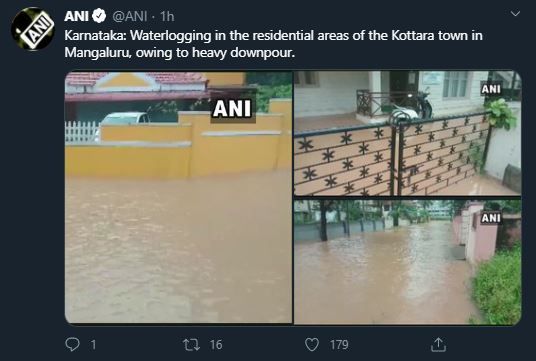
[245,72,293,86]
[255,84,292,112]
[389,201,417,226]
[484,200,521,214]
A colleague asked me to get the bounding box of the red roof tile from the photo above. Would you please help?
[65,91,211,102]
[65,72,108,86]
[65,72,207,86]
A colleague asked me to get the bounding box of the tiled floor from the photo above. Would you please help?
[294,113,368,132]
[434,174,519,196]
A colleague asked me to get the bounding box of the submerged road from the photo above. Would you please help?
[295,221,480,324]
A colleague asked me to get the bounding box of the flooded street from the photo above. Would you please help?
[295,221,480,324]
[65,171,291,324]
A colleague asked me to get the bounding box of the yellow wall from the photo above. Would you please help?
[183,112,283,177]
[66,98,292,179]
[65,145,190,178]
[203,72,245,86]
[269,99,292,169]
[97,73,150,88]
[101,124,191,142]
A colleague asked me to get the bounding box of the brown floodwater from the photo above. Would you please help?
[65,171,291,323]
[295,221,481,324]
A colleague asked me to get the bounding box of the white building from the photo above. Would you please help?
[294,71,489,122]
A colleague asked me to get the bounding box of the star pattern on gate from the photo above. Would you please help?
[340,132,352,145]
[342,159,354,171]
[359,142,369,155]
[294,113,490,196]
[303,168,317,181]
[374,152,383,162]
[322,149,335,162]
[298,138,314,152]
[324,175,337,187]
[374,128,384,139]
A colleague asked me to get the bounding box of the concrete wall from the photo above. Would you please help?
[469,212,498,264]
[269,99,292,168]
[294,71,369,118]
[189,98,292,177]
[65,99,292,179]
[349,220,384,233]
[484,101,522,181]
[65,143,191,178]
[327,223,347,239]
[451,203,499,264]
[294,224,320,242]
[294,220,385,242]
[204,72,245,86]
[497,215,521,249]
[101,123,192,142]
[417,71,488,116]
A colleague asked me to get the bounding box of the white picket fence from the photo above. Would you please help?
[65,121,99,144]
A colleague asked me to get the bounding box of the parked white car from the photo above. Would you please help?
[94,112,151,141]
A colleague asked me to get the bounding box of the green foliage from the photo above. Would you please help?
[246,72,292,86]
[484,200,522,214]
[256,84,292,112]
[485,99,517,130]
[469,145,485,173]
[472,244,521,325]
[388,201,426,224]
[146,99,209,115]
[441,200,468,216]
[468,315,480,325]
[147,71,294,115]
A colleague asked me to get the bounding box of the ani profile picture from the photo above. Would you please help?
[11,7,55,50]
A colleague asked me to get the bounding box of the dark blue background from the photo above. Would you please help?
[3,0,530,359]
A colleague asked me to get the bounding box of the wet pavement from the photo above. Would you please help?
[294,113,367,132]
[65,171,291,323]
[295,221,481,324]
[434,174,518,196]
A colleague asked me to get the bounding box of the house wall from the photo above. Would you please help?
[294,71,488,120]
[484,101,522,181]
[418,71,488,116]
[294,220,385,242]
[204,72,245,86]
[294,71,369,118]
[101,123,192,142]
[469,212,498,264]
[65,143,192,178]
[183,112,283,177]
[381,72,390,93]
[269,99,293,168]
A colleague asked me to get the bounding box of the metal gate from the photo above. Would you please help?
[294,112,491,196]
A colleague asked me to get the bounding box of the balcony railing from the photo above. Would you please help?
[356,90,419,117]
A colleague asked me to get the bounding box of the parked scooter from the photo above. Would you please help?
[390,87,433,124]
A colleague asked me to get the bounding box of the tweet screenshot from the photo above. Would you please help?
[5,1,530,359]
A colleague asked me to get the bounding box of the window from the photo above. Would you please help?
[294,71,318,87]
[443,71,469,98]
